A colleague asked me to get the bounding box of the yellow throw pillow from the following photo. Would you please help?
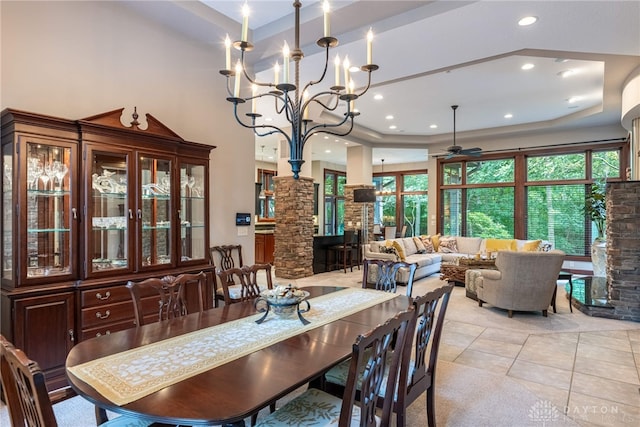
[430,233,441,252]
[520,239,542,251]
[387,240,406,261]
[485,238,516,252]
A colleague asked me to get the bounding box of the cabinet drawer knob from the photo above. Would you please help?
[68,329,75,342]
[95,291,111,301]
[95,310,111,320]
[96,330,111,337]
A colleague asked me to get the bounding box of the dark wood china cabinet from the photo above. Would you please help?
[1,108,215,392]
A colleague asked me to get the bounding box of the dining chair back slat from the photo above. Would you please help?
[127,272,206,326]
[216,263,273,305]
[362,259,417,298]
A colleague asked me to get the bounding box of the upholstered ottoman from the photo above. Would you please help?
[465,269,483,300]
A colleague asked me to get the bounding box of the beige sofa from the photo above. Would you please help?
[362,236,549,284]
[473,250,566,317]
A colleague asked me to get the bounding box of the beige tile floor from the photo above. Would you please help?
[292,268,640,427]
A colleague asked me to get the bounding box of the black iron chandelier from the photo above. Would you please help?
[220,0,378,179]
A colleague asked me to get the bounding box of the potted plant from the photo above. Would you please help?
[584,181,606,238]
[584,181,606,276]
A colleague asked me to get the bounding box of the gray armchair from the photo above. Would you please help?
[475,250,565,317]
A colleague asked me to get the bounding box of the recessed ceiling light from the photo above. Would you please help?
[385,115,394,120]
[504,113,513,119]
[325,149,331,153]
[389,125,397,130]
[429,124,438,129]
[521,63,535,70]
[518,16,538,26]
[567,96,582,103]
[374,94,383,100]
[344,142,349,145]
[557,69,576,78]
[324,136,329,139]
[334,139,340,142]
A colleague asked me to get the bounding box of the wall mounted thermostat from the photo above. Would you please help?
[236,213,251,226]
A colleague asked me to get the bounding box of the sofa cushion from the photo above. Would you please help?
[438,236,458,253]
[401,237,418,256]
[485,238,516,252]
[369,241,382,253]
[456,237,483,255]
[517,239,542,251]
[413,236,427,252]
[405,253,441,267]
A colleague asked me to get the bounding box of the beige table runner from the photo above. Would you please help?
[68,288,399,406]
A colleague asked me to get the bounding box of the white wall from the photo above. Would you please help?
[1,1,257,262]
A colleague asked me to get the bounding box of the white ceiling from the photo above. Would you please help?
[123,1,640,165]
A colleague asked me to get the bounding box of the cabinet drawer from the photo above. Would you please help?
[80,320,135,341]
[81,300,135,328]
[81,285,132,308]
[82,296,163,329]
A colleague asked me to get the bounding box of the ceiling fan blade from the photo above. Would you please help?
[445,152,456,159]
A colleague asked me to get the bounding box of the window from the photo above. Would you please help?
[257,168,276,221]
[438,142,626,258]
[374,171,428,237]
[324,170,346,235]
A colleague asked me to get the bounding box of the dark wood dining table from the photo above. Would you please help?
[65,286,411,426]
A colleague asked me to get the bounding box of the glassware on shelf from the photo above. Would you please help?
[52,161,69,191]
[28,159,43,190]
[42,163,55,191]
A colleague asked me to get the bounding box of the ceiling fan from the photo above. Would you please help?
[438,105,483,159]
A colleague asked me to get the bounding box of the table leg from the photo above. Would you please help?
[568,276,573,313]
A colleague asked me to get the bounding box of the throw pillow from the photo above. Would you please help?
[413,236,427,252]
[386,240,407,261]
[431,233,441,251]
[379,245,400,261]
[419,235,435,253]
[520,239,541,252]
[485,238,516,252]
[437,236,458,253]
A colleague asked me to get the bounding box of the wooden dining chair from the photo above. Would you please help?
[216,263,273,305]
[322,284,454,427]
[254,308,415,427]
[0,335,156,427]
[210,244,244,307]
[362,258,417,298]
[126,271,206,326]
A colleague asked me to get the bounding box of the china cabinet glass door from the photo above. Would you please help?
[25,142,74,279]
[89,149,131,274]
[140,155,173,267]
[179,161,206,263]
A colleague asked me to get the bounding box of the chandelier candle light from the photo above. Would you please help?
[220,0,379,179]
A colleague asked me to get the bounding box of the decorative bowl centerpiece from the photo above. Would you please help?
[255,284,311,325]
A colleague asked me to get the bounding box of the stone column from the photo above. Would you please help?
[606,181,640,321]
[273,176,314,279]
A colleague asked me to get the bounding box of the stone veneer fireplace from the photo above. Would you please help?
[606,181,640,321]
